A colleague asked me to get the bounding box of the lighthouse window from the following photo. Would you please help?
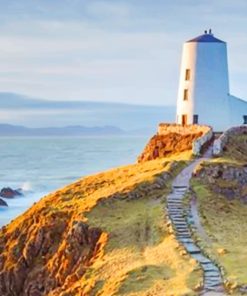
[183,89,189,101]
[185,69,190,80]
[193,114,199,124]
[243,115,247,124]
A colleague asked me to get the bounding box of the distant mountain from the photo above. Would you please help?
[0,124,124,137]
[0,92,176,132]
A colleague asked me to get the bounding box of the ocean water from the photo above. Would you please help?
[0,135,148,226]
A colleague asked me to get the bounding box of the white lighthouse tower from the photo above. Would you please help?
[176,30,231,131]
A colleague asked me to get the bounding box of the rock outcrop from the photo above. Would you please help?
[138,133,201,162]
[0,187,22,198]
[0,199,7,207]
[0,216,105,296]
[193,163,247,201]
[138,124,211,163]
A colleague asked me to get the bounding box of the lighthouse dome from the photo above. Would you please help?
[187,30,225,43]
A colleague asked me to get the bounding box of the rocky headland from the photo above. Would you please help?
[0,124,246,295]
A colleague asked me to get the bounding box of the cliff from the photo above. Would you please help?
[138,124,210,162]
[0,155,201,296]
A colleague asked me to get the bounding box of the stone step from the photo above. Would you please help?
[170,214,184,218]
[183,242,201,252]
[165,145,225,293]
[168,202,182,205]
[173,220,187,224]
[175,228,190,232]
[168,209,184,212]
[170,217,184,221]
[175,226,190,231]
[170,215,184,218]
[168,210,184,212]
[168,201,183,204]
[191,253,212,264]
[204,276,222,282]
[177,235,191,240]
[173,223,188,228]
[172,222,187,225]
[201,263,219,272]
[174,224,189,228]
[176,232,191,236]
[204,281,222,287]
[168,208,184,211]
[204,275,222,281]
[169,212,184,215]
[171,217,184,221]
[177,238,194,244]
[173,219,187,223]
[167,198,183,202]
[167,201,183,204]
[204,271,222,278]
[171,218,186,222]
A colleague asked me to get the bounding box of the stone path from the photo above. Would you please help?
[166,148,226,295]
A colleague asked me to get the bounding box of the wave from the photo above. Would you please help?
[20,181,33,192]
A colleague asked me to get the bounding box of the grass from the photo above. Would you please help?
[191,133,247,292]
[192,180,247,288]
[0,153,202,296]
[83,195,201,296]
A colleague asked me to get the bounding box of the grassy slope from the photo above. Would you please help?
[0,151,202,295]
[85,188,200,296]
[65,152,202,296]
[192,133,247,291]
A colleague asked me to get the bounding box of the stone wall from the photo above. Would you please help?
[213,125,247,156]
[158,123,210,136]
[192,128,213,156]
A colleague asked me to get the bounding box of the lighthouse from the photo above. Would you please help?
[176,30,247,131]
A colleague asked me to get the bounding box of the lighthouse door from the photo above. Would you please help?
[182,114,187,125]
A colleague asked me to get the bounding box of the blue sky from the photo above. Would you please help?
[0,0,247,105]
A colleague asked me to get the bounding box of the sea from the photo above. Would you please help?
[0,135,148,226]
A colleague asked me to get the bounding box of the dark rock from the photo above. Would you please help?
[0,187,22,199]
[0,198,7,207]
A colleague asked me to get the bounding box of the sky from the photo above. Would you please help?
[0,0,247,105]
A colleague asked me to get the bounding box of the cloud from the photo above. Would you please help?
[86,1,131,19]
[0,0,246,104]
